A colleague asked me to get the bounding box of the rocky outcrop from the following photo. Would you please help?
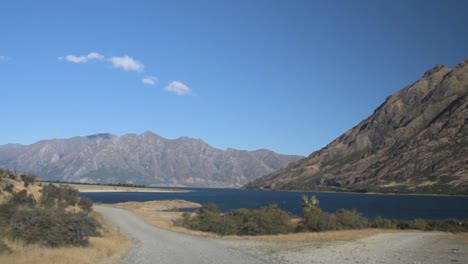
[0,132,302,187]
[245,60,468,194]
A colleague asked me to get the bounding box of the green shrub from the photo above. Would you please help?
[9,190,36,207]
[407,218,428,230]
[299,207,338,232]
[198,203,220,214]
[78,197,93,212]
[173,212,191,227]
[426,219,468,233]
[335,209,368,229]
[301,207,324,231]
[10,207,100,247]
[372,216,397,229]
[20,174,36,187]
[3,183,14,193]
[40,184,80,208]
[180,204,292,236]
[228,205,293,235]
[7,172,17,180]
[0,202,15,226]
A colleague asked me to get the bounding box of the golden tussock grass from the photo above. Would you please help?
[0,211,132,264]
[0,177,42,202]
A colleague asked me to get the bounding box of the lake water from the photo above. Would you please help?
[81,187,468,220]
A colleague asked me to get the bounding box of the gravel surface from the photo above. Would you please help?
[223,232,467,264]
[96,206,467,264]
[95,206,266,264]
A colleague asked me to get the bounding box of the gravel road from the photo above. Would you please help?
[96,206,467,264]
[95,206,266,264]
[224,232,467,264]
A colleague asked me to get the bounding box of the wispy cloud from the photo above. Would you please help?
[109,55,144,72]
[142,76,158,85]
[165,81,192,95]
[0,55,7,61]
[59,52,104,63]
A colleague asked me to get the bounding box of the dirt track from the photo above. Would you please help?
[96,205,467,264]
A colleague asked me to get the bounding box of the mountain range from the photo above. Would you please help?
[0,132,302,187]
[245,60,468,195]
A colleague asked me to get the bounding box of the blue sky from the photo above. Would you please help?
[1,0,467,156]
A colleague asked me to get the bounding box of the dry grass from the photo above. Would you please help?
[109,200,396,242]
[444,232,468,244]
[0,177,42,201]
[0,211,132,264]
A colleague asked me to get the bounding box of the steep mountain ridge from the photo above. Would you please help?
[0,131,302,187]
[245,60,468,194]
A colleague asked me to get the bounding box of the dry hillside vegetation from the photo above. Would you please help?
[246,60,468,194]
[0,169,131,264]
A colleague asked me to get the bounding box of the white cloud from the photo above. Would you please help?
[165,81,192,95]
[142,76,158,85]
[0,56,7,61]
[109,55,144,72]
[60,52,104,63]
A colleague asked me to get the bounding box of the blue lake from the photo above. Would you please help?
[81,187,468,220]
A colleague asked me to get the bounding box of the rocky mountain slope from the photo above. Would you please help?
[0,132,302,187]
[245,60,468,194]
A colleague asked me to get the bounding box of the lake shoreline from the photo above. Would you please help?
[80,187,468,220]
[40,182,190,193]
[79,188,191,193]
[249,188,468,197]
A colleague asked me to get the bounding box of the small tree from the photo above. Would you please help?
[20,174,36,187]
[78,198,93,213]
[3,183,14,193]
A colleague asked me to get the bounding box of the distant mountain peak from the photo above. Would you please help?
[0,132,302,187]
[85,133,116,140]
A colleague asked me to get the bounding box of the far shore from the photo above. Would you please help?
[40,181,191,193]
[251,187,468,197]
[79,188,190,193]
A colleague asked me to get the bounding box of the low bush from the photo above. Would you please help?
[228,205,293,235]
[40,184,80,208]
[186,204,238,235]
[20,174,36,187]
[300,207,329,232]
[372,216,397,229]
[9,190,36,207]
[407,218,428,230]
[78,197,94,213]
[390,218,467,232]
[3,183,14,193]
[0,180,99,249]
[178,204,293,236]
[335,208,368,229]
[426,219,468,232]
[10,207,100,247]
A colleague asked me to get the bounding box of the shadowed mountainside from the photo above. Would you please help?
[246,60,468,194]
